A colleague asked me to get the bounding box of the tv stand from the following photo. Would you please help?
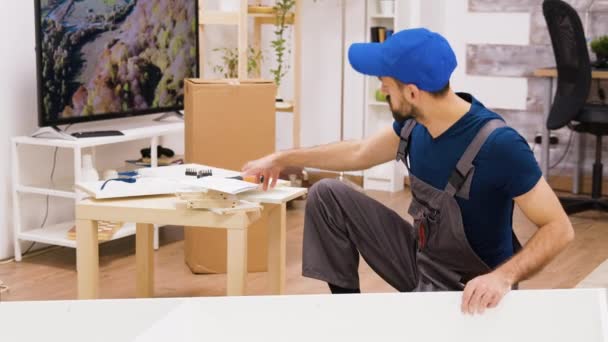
[154,110,184,122]
[12,120,184,261]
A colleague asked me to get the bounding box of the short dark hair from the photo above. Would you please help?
[429,82,450,98]
[396,80,450,98]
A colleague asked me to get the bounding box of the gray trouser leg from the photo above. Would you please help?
[302,179,419,292]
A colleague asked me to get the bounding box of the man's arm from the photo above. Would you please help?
[242,126,400,190]
[461,177,574,315]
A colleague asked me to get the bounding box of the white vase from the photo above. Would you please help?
[379,0,394,16]
[81,154,99,182]
[219,0,241,12]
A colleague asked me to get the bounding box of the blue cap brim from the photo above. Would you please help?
[348,42,387,77]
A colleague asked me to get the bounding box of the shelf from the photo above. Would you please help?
[199,10,240,25]
[13,121,184,149]
[248,6,275,14]
[370,14,395,19]
[276,100,294,112]
[18,221,136,249]
[369,101,389,107]
[199,7,294,26]
[17,181,77,199]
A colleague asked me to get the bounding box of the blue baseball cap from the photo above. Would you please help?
[348,28,457,92]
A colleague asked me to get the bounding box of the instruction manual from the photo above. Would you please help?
[177,177,260,195]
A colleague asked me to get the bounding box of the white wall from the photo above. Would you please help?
[0,1,38,259]
[441,0,531,111]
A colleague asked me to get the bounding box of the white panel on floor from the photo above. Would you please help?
[1,289,606,341]
[136,289,608,342]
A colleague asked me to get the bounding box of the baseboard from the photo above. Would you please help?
[547,174,608,196]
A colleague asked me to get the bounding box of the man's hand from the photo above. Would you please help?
[461,270,512,315]
[241,153,283,191]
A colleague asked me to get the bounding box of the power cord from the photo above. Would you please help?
[598,79,606,105]
[0,279,8,301]
[549,129,574,170]
[20,123,73,257]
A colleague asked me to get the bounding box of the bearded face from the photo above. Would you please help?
[386,92,422,124]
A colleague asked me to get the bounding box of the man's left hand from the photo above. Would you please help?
[461,270,512,315]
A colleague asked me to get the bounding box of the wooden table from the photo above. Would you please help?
[74,186,307,300]
[533,67,608,194]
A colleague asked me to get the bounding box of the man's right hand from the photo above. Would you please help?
[241,153,284,191]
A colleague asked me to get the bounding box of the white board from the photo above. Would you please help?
[134,289,608,342]
[2,290,604,342]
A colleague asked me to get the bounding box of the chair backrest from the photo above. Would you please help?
[542,0,592,130]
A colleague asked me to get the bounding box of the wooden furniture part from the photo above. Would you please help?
[74,173,307,299]
[11,121,183,261]
[533,67,608,195]
[198,0,301,147]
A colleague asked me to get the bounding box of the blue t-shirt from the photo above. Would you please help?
[393,93,542,269]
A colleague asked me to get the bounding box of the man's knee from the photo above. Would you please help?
[308,179,345,201]
[305,179,346,224]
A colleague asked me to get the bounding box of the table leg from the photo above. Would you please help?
[267,203,286,295]
[76,219,99,299]
[227,228,248,296]
[136,223,155,298]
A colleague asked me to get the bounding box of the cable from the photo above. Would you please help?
[549,129,574,170]
[0,279,8,301]
[21,123,74,257]
[598,79,606,105]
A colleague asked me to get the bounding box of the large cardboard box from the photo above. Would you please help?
[184,79,276,274]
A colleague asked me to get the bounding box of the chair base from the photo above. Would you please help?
[559,196,608,215]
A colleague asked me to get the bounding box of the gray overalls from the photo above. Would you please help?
[302,118,521,292]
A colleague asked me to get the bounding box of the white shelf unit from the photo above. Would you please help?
[11,121,183,261]
[362,0,403,192]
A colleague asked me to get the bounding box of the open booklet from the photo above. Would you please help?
[177,176,261,195]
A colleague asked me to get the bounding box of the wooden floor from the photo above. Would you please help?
[1,189,608,301]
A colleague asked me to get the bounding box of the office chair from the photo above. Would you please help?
[543,0,608,214]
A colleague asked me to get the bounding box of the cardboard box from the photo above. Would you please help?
[184,79,276,274]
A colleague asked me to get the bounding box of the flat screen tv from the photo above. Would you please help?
[35,0,199,127]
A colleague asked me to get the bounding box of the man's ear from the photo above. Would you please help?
[402,84,420,103]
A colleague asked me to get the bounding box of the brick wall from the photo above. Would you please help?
[467,0,608,176]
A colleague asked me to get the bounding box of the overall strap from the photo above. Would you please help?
[445,119,506,196]
[396,119,417,171]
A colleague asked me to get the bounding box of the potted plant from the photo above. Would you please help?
[212,46,264,79]
[271,0,295,105]
[591,35,608,68]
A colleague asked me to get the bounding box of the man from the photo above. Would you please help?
[242,28,574,315]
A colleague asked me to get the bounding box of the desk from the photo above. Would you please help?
[0,290,606,341]
[74,177,307,299]
[533,68,608,194]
